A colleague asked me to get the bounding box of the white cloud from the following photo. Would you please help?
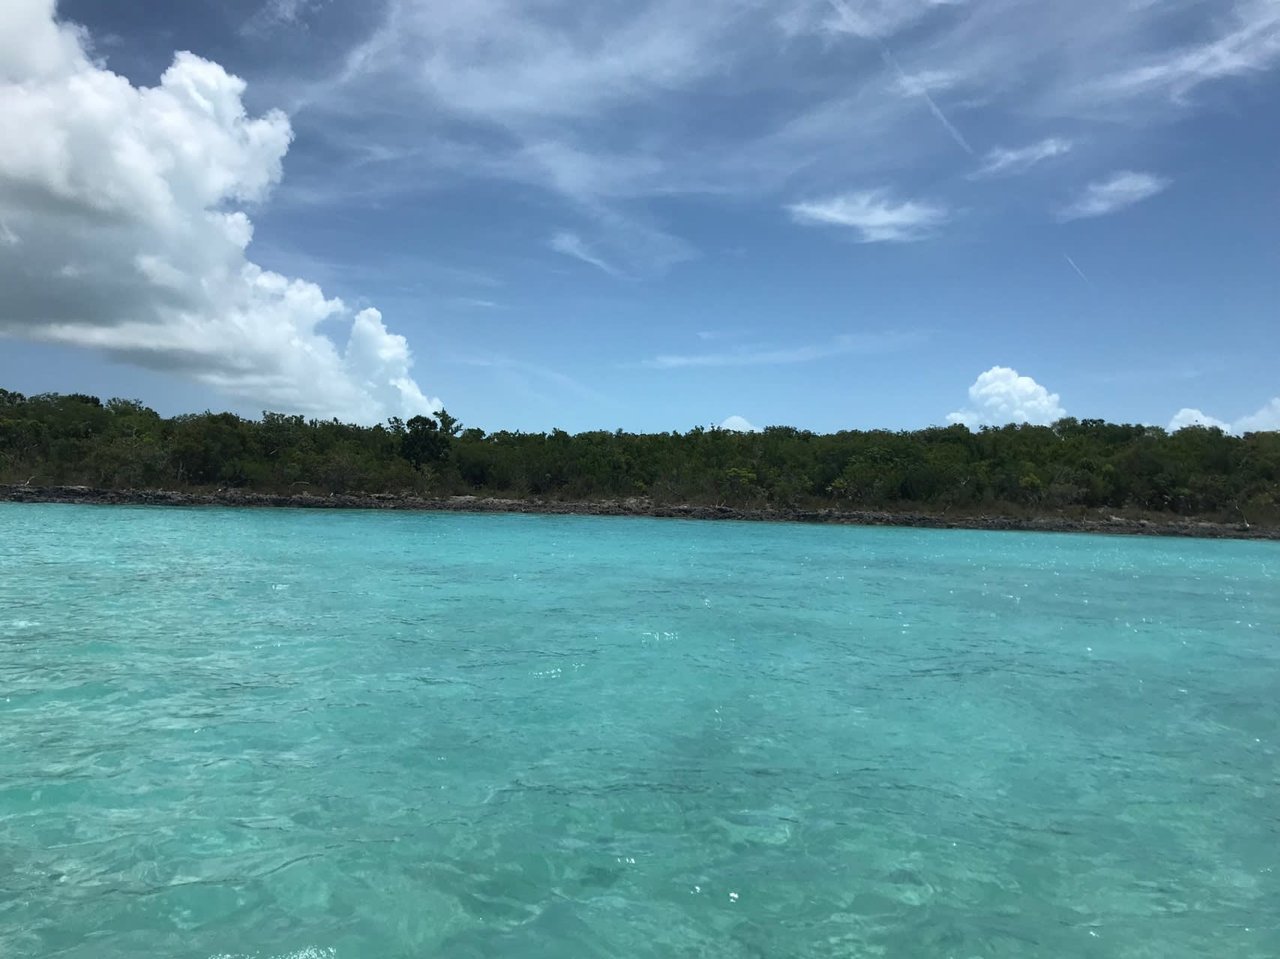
[1169,398,1280,434]
[1059,170,1170,220]
[878,47,974,155]
[0,0,439,423]
[817,0,961,41]
[343,0,738,126]
[891,69,961,97]
[719,415,758,432]
[971,137,1072,178]
[948,366,1066,427]
[1168,408,1232,432]
[787,190,948,242]
[242,0,323,34]
[1088,0,1280,101]
[268,0,1280,287]
[298,0,1280,218]
[549,231,624,278]
[1236,398,1280,433]
[644,332,924,369]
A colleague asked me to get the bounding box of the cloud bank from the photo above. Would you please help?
[0,0,438,423]
[1169,398,1280,435]
[948,366,1066,427]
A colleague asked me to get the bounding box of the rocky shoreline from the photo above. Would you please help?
[2,484,1275,540]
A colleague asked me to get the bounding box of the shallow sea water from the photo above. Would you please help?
[1,503,1278,958]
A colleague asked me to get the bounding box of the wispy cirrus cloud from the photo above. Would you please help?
[788,191,949,242]
[971,137,1072,178]
[1087,0,1280,101]
[643,331,925,369]
[879,46,974,155]
[457,354,606,403]
[818,0,961,41]
[242,0,324,35]
[287,0,1280,272]
[890,69,961,97]
[696,329,742,342]
[1059,170,1170,220]
[549,231,625,278]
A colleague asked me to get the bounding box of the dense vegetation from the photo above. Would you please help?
[2,387,1278,523]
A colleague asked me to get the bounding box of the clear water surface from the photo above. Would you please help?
[1,503,1277,958]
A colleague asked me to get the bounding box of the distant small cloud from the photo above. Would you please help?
[1169,398,1280,435]
[549,231,625,278]
[720,415,758,432]
[788,190,948,243]
[1059,171,1170,220]
[695,329,744,343]
[891,69,960,97]
[451,297,499,309]
[948,366,1066,427]
[644,331,924,369]
[971,138,1072,178]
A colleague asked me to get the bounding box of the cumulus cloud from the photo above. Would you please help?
[0,0,438,423]
[1168,408,1232,432]
[1169,398,1280,434]
[1236,398,1280,433]
[787,190,948,242]
[719,415,758,432]
[948,366,1066,428]
[1059,170,1170,220]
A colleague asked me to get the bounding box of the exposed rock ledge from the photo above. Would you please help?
[2,485,1275,540]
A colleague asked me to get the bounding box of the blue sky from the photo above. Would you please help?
[0,0,1277,434]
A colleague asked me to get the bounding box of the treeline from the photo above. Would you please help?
[2,387,1279,522]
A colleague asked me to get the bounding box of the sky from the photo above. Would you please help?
[0,0,1277,435]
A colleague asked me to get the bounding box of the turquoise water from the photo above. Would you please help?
[1,504,1278,959]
